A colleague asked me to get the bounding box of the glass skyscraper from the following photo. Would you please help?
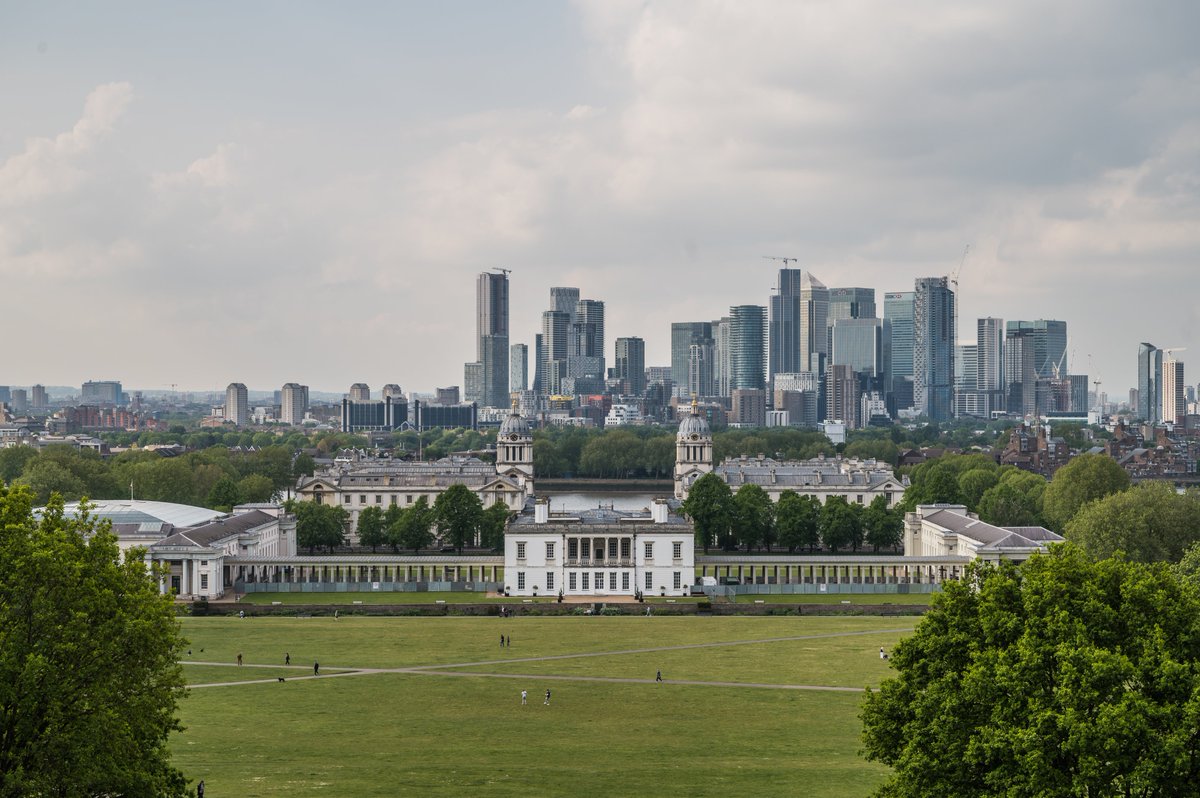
[730,305,767,391]
[913,277,955,421]
[884,292,915,410]
[475,271,510,408]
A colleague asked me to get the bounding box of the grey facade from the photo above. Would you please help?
[476,271,510,408]
[884,292,915,410]
[913,277,955,421]
[831,317,891,396]
[671,321,713,391]
[1006,320,1067,379]
[614,336,646,396]
[768,268,803,381]
[541,310,570,395]
[510,343,528,394]
[799,272,829,374]
[730,305,766,391]
[82,380,122,405]
[1137,343,1161,423]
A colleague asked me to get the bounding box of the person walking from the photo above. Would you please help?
[656,670,662,683]
[543,689,551,705]
[285,652,290,666]
[236,652,242,666]
[196,780,204,798]
[521,689,527,705]
[506,635,511,647]
[314,661,320,675]
[880,647,886,660]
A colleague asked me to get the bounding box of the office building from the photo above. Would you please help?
[913,277,956,421]
[550,287,580,321]
[382,384,404,400]
[510,344,528,394]
[533,334,545,394]
[826,364,859,427]
[0,386,9,404]
[475,271,510,408]
[1006,328,1039,416]
[831,318,891,394]
[436,386,461,405]
[614,337,646,396]
[341,395,407,433]
[82,380,122,406]
[827,287,876,354]
[1006,320,1068,379]
[731,389,767,428]
[280,383,309,425]
[730,305,766,391]
[31,384,47,410]
[671,322,713,391]
[1164,357,1186,425]
[224,383,249,426]
[566,299,606,394]
[768,268,803,381]
[349,383,371,402]
[541,311,571,395]
[713,317,732,397]
[799,272,829,373]
[688,341,715,398]
[884,292,915,411]
[1137,343,1162,424]
[10,389,28,414]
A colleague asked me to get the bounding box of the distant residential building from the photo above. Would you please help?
[541,310,571,395]
[0,386,10,404]
[349,383,371,402]
[730,305,766,391]
[463,363,484,404]
[550,286,580,320]
[688,340,714,398]
[730,389,766,428]
[1007,320,1068,379]
[1069,375,1090,414]
[713,317,732,397]
[280,383,309,425]
[82,380,122,406]
[913,277,955,421]
[510,343,529,394]
[436,386,461,406]
[614,337,646,397]
[413,400,478,431]
[30,384,47,410]
[825,364,859,428]
[10,389,29,414]
[382,384,404,400]
[604,404,644,427]
[1138,343,1162,424]
[1164,357,1186,425]
[671,322,713,393]
[224,383,248,426]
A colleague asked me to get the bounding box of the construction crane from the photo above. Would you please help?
[491,267,512,276]
[1163,346,1188,359]
[762,256,798,266]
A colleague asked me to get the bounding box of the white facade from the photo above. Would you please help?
[281,382,309,425]
[224,383,248,426]
[904,504,1063,563]
[504,499,694,597]
[604,404,644,427]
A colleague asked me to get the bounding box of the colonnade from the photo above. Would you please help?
[696,560,962,585]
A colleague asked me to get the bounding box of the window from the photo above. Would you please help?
[407,495,413,504]
[609,572,617,590]
[645,571,653,590]
[315,495,323,504]
[608,539,618,558]
[390,495,397,505]
[568,538,578,559]
[569,572,577,590]
[595,572,603,590]
[856,495,863,504]
[200,573,208,590]
[644,541,653,560]
[673,572,682,590]
[547,572,555,591]
[517,572,525,590]
[622,572,630,591]
[546,542,556,560]
[516,542,526,560]
[672,541,682,560]
[343,494,351,504]
[376,495,382,504]
[582,572,590,590]
[621,538,631,558]
[359,494,367,504]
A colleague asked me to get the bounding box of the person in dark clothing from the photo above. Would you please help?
[543,689,551,705]
[656,670,662,683]
[196,780,204,797]
[285,652,290,666]
[314,661,320,675]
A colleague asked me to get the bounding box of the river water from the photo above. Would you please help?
[541,492,660,513]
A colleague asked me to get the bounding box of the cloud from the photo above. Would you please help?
[0,82,132,205]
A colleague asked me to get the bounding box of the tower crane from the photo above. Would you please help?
[762,256,798,266]
[491,267,512,276]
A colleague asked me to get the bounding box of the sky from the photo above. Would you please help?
[2,1,1198,397]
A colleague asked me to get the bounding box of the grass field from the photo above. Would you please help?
[172,616,919,797]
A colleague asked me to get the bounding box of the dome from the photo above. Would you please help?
[499,411,531,438]
[677,409,710,439]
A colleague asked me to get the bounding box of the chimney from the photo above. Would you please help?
[651,498,669,524]
[535,498,549,524]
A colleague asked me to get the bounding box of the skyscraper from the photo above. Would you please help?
[30,384,47,410]
[713,317,732,397]
[280,383,309,425]
[688,340,715,398]
[475,271,510,408]
[913,277,956,421]
[510,344,528,394]
[826,287,876,355]
[1006,327,1039,416]
[799,272,829,373]
[541,310,570,395]
[1137,343,1162,423]
[976,318,1005,409]
[730,305,767,391]
[671,322,713,391]
[768,268,803,381]
[826,364,859,427]
[884,292,915,410]
[349,383,371,402]
[1164,356,1185,425]
[224,383,248,426]
[550,287,580,320]
[614,337,646,396]
[830,318,891,391]
[568,299,606,392]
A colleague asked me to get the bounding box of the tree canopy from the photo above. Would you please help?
[434,484,483,553]
[862,546,1200,797]
[0,485,189,796]
[1065,481,1200,563]
[292,500,347,553]
[1041,452,1131,531]
[680,472,733,553]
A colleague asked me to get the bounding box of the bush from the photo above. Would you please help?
[698,601,713,611]
[191,598,209,616]
[599,607,621,616]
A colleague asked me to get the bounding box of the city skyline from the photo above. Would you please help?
[2,3,1198,393]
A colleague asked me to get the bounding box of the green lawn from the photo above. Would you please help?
[732,592,936,605]
[172,616,915,796]
[183,665,342,685]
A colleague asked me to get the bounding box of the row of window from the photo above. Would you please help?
[513,571,683,592]
[515,541,685,561]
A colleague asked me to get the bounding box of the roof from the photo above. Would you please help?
[57,499,224,529]
[509,504,690,530]
[919,507,1063,551]
[713,456,901,491]
[153,510,278,550]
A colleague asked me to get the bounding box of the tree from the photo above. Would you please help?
[356,505,386,552]
[15,460,87,504]
[207,476,242,510]
[957,468,998,512]
[400,496,435,554]
[293,501,347,554]
[977,481,1041,527]
[1065,482,1200,563]
[820,496,861,552]
[434,485,483,553]
[237,473,274,504]
[862,547,1200,797]
[479,501,511,550]
[775,491,821,553]
[681,472,733,553]
[0,445,39,484]
[863,495,903,552]
[292,452,316,480]
[733,483,775,551]
[384,503,405,553]
[1041,452,1130,531]
[0,485,188,796]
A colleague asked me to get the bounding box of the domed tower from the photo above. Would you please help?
[497,406,534,490]
[674,401,713,499]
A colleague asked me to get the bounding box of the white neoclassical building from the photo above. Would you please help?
[904,504,1063,563]
[295,407,536,540]
[503,498,694,598]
